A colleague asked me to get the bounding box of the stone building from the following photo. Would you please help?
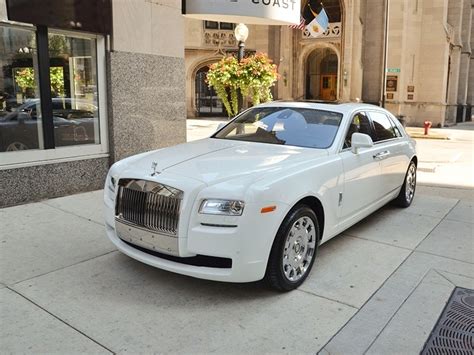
[0,0,186,206]
[1,0,472,206]
[185,0,474,127]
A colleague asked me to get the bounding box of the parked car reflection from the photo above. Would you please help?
[0,98,98,151]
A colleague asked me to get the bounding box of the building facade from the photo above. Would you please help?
[1,0,472,207]
[0,0,186,207]
[185,0,474,127]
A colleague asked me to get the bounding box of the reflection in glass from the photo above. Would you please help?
[48,33,100,147]
[0,26,42,152]
[214,107,343,149]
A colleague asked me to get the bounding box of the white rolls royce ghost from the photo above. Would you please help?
[104,102,417,291]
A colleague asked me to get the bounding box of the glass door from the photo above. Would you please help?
[195,67,226,117]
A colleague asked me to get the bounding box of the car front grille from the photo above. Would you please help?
[115,179,183,236]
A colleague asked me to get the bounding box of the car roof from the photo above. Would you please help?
[257,101,384,115]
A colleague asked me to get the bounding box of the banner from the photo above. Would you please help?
[183,0,301,26]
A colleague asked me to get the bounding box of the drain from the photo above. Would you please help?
[421,287,474,354]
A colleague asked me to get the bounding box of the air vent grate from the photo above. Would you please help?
[421,287,474,355]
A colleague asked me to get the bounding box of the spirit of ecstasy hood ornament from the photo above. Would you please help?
[151,161,160,176]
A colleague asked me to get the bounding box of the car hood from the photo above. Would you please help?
[121,138,329,186]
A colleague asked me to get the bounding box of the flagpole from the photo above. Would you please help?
[382,0,390,108]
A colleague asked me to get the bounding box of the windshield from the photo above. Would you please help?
[213,107,343,149]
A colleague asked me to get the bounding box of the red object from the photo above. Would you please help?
[424,121,432,135]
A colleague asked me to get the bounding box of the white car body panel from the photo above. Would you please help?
[104,102,416,283]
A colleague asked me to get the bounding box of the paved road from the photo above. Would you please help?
[0,121,472,354]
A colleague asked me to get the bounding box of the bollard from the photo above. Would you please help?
[424,121,432,135]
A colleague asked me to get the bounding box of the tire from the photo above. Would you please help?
[6,141,29,151]
[265,205,320,291]
[394,161,417,208]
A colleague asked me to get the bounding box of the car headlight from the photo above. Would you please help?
[109,176,116,192]
[199,199,245,216]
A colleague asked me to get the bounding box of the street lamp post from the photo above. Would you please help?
[234,23,249,114]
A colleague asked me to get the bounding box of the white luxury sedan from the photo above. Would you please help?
[104,102,417,291]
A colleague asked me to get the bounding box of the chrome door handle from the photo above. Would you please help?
[373,151,391,160]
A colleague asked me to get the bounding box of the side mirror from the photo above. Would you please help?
[17,112,29,124]
[216,123,226,132]
[351,132,373,154]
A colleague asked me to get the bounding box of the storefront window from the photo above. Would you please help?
[0,24,106,162]
[0,26,43,152]
[48,33,100,147]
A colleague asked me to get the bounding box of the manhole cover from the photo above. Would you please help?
[421,287,474,354]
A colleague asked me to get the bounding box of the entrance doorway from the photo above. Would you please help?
[305,48,339,101]
[195,66,226,117]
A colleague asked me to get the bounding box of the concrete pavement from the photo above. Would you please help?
[0,121,473,354]
[1,186,472,354]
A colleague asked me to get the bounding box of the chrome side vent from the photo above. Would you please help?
[115,179,183,236]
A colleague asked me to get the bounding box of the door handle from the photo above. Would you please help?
[373,151,391,160]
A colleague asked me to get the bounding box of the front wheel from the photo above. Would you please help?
[394,161,417,208]
[265,205,320,291]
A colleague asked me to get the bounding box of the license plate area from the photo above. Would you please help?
[116,219,179,256]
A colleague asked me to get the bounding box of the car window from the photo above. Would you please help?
[387,114,403,137]
[213,107,343,149]
[369,111,398,142]
[343,112,373,149]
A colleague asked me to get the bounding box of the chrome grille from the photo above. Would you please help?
[115,179,183,236]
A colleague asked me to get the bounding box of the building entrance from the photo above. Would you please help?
[194,66,226,117]
[305,48,339,101]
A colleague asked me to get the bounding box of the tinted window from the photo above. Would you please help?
[370,111,398,142]
[219,22,235,30]
[204,21,219,29]
[343,112,374,149]
[213,107,343,149]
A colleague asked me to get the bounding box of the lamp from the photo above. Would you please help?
[234,23,249,43]
[234,23,249,114]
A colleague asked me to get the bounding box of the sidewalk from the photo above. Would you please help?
[0,122,472,354]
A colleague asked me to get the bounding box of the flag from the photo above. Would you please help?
[302,0,322,24]
[305,8,329,38]
[289,15,306,30]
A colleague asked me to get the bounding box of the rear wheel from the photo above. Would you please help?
[265,205,320,291]
[6,141,28,151]
[394,161,417,208]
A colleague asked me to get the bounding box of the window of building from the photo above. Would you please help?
[204,21,235,30]
[0,26,43,152]
[0,24,108,166]
[369,111,398,142]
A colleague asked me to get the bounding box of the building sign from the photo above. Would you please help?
[5,0,112,34]
[183,0,300,25]
[386,75,398,92]
[387,68,401,73]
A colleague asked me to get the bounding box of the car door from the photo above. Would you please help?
[338,111,386,221]
[368,110,409,197]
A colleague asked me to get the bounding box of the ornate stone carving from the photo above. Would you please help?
[203,30,237,48]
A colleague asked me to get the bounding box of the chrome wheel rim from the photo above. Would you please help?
[6,142,28,151]
[405,164,416,203]
[282,216,316,282]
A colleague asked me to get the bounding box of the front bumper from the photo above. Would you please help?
[105,191,288,283]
